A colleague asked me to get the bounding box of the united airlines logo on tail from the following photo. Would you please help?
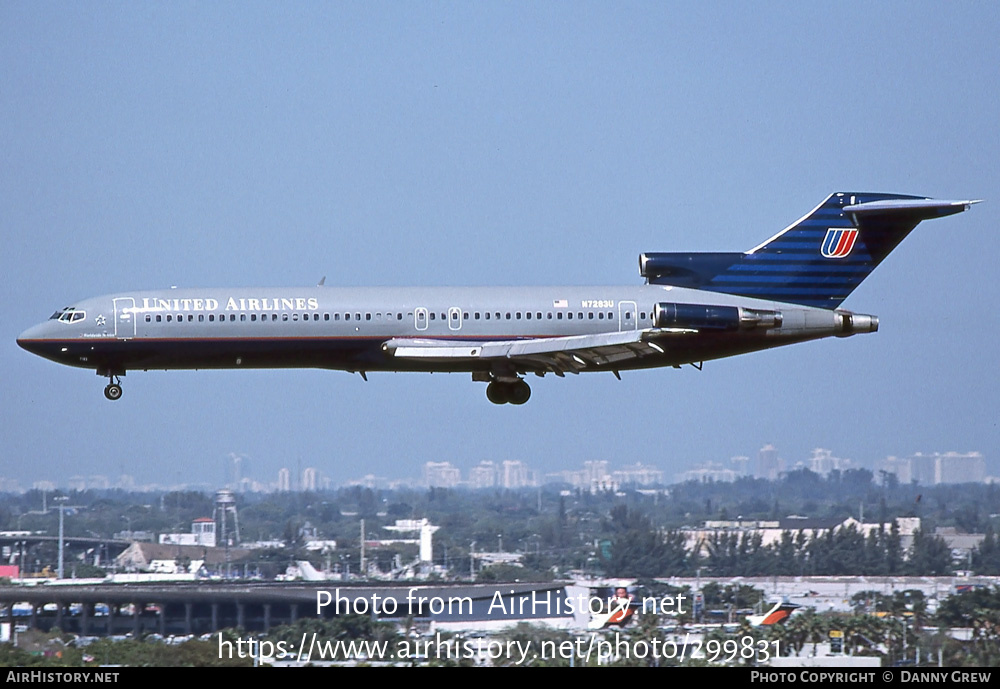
[821,228,859,258]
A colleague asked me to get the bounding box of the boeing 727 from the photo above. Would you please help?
[17,192,977,404]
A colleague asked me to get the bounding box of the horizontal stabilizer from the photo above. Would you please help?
[844,197,980,218]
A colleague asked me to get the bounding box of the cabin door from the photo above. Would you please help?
[618,301,637,331]
[113,297,136,340]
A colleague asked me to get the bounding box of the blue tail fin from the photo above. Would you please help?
[642,192,977,308]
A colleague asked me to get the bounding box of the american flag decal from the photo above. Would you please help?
[553,299,568,308]
[821,228,859,258]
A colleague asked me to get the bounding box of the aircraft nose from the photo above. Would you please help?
[17,322,52,355]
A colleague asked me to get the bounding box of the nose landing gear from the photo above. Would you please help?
[103,374,123,401]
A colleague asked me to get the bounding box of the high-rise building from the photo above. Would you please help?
[676,462,739,483]
[756,444,783,480]
[730,456,750,475]
[935,452,986,483]
[230,453,248,489]
[807,448,852,476]
[302,467,318,492]
[468,461,498,489]
[277,468,291,492]
[909,453,938,485]
[583,461,612,491]
[613,462,664,486]
[424,462,461,488]
[879,456,912,484]
[882,451,986,485]
[501,460,532,489]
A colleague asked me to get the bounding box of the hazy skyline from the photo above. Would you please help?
[3,3,998,488]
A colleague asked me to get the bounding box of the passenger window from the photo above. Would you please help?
[567,313,573,320]
[356,313,361,321]
[241,314,247,322]
[430,313,436,320]
[199,314,205,322]
[626,312,631,319]
[397,313,402,320]
[209,315,214,322]
[526,312,532,320]
[156,315,162,322]
[282,314,288,321]
[145,315,151,323]
[557,313,562,320]
[345,313,351,321]
[335,313,340,321]
[366,313,371,321]
[547,313,552,319]
[516,312,521,319]
[324,314,330,321]
[505,313,511,320]
[578,312,583,319]
[167,315,172,322]
[589,312,594,320]
[251,314,257,322]
[598,312,604,319]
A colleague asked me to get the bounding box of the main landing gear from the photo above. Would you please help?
[103,375,123,401]
[486,379,531,405]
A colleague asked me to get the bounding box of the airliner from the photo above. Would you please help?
[17,192,976,404]
[746,598,801,626]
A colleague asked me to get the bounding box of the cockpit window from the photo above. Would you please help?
[55,308,86,324]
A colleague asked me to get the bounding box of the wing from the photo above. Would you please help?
[381,328,694,376]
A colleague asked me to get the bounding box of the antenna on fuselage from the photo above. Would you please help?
[317,276,326,286]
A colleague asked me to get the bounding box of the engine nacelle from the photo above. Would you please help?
[653,302,782,331]
[835,310,879,336]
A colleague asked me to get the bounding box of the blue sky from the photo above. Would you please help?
[3,2,998,489]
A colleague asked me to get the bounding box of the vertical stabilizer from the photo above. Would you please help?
[643,193,977,308]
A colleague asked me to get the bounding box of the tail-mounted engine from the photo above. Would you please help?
[835,310,878,336]
[653,302,782,331]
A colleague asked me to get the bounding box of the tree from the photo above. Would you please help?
[603,506,689,577]
[907,529,952,575]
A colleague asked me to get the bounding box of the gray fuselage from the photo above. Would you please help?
[17,284,866,378]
